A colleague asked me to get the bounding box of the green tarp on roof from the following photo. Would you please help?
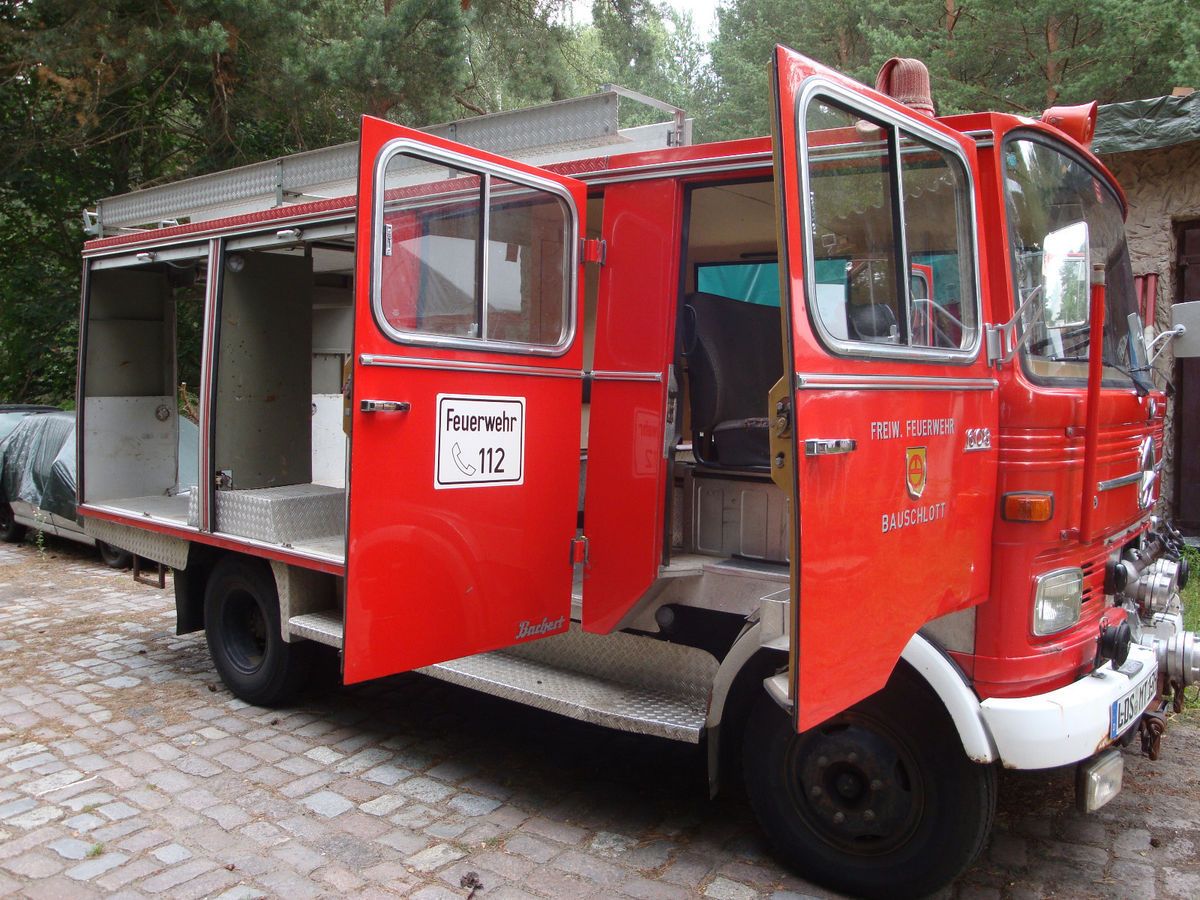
[1093,92,1200,155]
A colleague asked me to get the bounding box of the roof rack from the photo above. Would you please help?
[85,88,690,237]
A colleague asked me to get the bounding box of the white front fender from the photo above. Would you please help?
[902,634,997,763]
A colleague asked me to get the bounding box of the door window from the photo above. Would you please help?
[802,93,979,358]
[374,148,575,354]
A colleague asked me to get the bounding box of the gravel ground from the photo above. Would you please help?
[0,536,1197,899]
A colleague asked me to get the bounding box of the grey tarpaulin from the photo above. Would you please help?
[1093,93,1200,155]
[0,412,78,521]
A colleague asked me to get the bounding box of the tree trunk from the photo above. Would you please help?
[1044,17,1060,107]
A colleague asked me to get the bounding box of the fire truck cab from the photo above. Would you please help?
[76,47,1199,898]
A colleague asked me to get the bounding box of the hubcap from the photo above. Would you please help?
[785,716,924,855]
[223,589,268,676]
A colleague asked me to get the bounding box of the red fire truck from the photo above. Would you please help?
[76,47,1198,897]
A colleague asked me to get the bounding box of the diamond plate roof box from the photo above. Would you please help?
[89,88,687,236]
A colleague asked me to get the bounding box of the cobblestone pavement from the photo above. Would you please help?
[0,538,1197,900]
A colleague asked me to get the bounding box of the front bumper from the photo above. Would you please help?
[979,643,1158,769]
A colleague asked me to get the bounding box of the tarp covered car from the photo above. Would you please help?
[0,411,133,567]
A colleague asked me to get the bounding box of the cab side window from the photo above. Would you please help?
[804,96,978,356]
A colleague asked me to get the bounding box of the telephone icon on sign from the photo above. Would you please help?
[452,443,477,476]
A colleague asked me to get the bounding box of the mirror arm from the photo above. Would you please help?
[987,283,1044,365]
[1146,324,1186,367]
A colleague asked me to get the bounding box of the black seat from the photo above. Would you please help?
[848,302,899,342]
[682,292,783,468]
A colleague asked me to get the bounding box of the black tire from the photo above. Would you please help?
[742,666,996,900]
[203,555,313,706]
[0,503,26,544]
[96,540,133,569]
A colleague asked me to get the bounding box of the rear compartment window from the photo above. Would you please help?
[376,150,575,353]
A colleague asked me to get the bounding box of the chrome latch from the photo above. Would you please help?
[360,399,410,413]
[804,438,856,456]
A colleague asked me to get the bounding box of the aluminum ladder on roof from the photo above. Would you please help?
[85,86,690,237]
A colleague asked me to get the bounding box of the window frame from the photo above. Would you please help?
[795,79,983,364]
[370,139,579,357]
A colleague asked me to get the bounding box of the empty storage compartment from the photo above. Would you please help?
[212,230,354,560]
[82,247,205,524]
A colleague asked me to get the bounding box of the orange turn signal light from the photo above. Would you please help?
[1002,492,1054,522]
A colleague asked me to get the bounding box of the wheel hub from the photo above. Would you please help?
[787,718,923,854]
[223,589,268,675]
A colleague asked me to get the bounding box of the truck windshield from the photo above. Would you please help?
[1004,136,1141,388]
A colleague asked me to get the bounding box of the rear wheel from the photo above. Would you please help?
[742,666,996,899]
[96,540,132,569]
[204,555,313,706]
[0,503,26,543]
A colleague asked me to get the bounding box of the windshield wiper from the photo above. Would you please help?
[1043,354,1150,396]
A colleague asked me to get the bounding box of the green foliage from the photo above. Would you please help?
[1183,545,1199,635]
[1180,544,1198,712]
[458,2,579,111]
[705,0,1200,140]
[571,2,714,128]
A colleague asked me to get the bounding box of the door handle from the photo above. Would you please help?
[804,438,856,456]
[360,399,411,413]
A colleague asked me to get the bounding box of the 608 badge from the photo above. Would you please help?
[435,394,525,489]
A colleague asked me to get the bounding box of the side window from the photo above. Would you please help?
[376,151,573,352]
[900,135,977,349]
[806,101,901,344]
[803,95,978,356]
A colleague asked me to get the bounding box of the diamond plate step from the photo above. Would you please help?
[420,634,711,744]
[288,611,344,648]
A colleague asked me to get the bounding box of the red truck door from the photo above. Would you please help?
[345,116,588,683]
[772,47,999,730]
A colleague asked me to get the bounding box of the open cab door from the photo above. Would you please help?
[346,116,588,683]
[770,48,998,730]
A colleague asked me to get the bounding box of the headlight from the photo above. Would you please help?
[1033,568,1083,636]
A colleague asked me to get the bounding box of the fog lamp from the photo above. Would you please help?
[1033,568,1083,636]
[1076,748,1123,813]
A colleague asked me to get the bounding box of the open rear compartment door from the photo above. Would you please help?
[346,116,588,683]
[771,47,999,731]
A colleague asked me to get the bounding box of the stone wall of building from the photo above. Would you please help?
[1100,143,1200,516]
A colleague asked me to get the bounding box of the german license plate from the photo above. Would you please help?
[1109,660,1158,739]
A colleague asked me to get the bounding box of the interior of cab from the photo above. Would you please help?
[670,119,977,564]
[668,179,791,564]
[679,180,782,471]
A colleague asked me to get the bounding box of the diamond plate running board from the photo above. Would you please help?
[284,614,713,742]
[418,626,715,743]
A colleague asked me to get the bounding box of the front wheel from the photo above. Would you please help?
[0,503,26,543]
[204,555,313,706]
[742,666,996,899]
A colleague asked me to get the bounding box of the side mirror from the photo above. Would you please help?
[1041,222,1090,329]
[1171,301,1200,358]
[1128,312,1149,371]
